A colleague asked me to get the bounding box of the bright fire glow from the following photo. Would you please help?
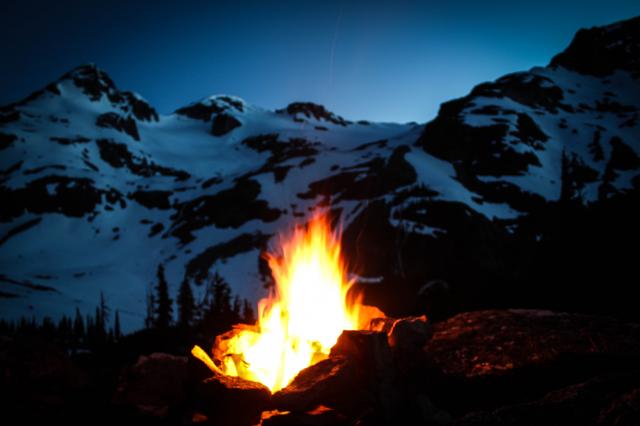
[210,212,381,392]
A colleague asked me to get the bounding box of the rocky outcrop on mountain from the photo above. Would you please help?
[549,16,640,77]
[277,102,351,126]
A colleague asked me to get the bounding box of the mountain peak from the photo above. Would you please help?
[276,102,351,126]
[550,15,640,77]
[59,63,118,101]
[175,95,246,121]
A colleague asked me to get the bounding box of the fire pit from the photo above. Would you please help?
[192,212,386,390]
[189,212,431,424]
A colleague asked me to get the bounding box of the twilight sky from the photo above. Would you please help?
[1,0,638,123]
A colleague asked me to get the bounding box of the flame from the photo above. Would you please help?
[209,212,381,392]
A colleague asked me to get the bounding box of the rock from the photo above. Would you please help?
[388,315,430,351]
[276,102,351,126]
[422,309,640,416]
[272,356,367,416]
[195,370,271,426]
[453,371,640,426]
[211,113,241,136]
[330,330,399,422]
[387,315,431,374]
[598,387,640,425]
[260,406,349,426]
[96,112,140,141]
[112,352,189,418]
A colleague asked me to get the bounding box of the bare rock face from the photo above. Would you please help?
[211,113,241,136]
[112,353,189,418]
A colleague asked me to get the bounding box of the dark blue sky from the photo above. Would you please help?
[1,0,638,123]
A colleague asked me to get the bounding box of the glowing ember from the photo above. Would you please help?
[195,212,383,392]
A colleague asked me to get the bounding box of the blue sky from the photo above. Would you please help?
[1,0,638,122]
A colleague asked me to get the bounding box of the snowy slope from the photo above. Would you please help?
[1,16,639,330]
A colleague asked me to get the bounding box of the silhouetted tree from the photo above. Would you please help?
[145,284,156,329]
[242,299,256,324]
[154,264,173,329]
[73,307,85,345]
[198,272,242,338]
[114,310,121,341]
[177,279,195,329]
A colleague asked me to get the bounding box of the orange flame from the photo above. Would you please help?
[211,212,382,392]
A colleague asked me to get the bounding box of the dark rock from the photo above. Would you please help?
[96,112,140,141]
[422,310,640,416]
[121,92,159,122]
[260,406,349,426]
[550,16,640,77]
[148,222,164,237]
[240,134,319,182]
[211,113,241,136]
[171,179,280,244]
[185,232,271,284]
[96,138,190,180]
[330,330,398,421]
[112,353,189,418]
[128,190,172,210]
[386,315,431,374]
[453,371,640,426]
[64,64,118,102]
[298,145,416,202]
[272,356,369,416]
[512,113,548,149]
[277,102,351,126]
[195,370,271,426]
[176,102,224,121]
[0,175,124,222]
[49,136,91,145]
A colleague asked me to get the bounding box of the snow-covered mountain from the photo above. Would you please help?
[1,16,639,330]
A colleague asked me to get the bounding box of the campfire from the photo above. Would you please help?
[192,212,384,392]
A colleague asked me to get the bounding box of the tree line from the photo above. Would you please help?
[0,267,256,352]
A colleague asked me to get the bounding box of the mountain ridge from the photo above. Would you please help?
[1,16,639,331]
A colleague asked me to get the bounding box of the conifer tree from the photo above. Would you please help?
[114,310,121,340]
[73,307,84,346]
[242,299,256,324]
[154,264,173,329]
[177,279,195,329]
[145,284,156,329]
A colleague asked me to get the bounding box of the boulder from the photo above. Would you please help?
[259,405,349,426]
[195,370,271,426]
[422,309,640,416]
[453,371,640,426]
[272,356,367,416]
